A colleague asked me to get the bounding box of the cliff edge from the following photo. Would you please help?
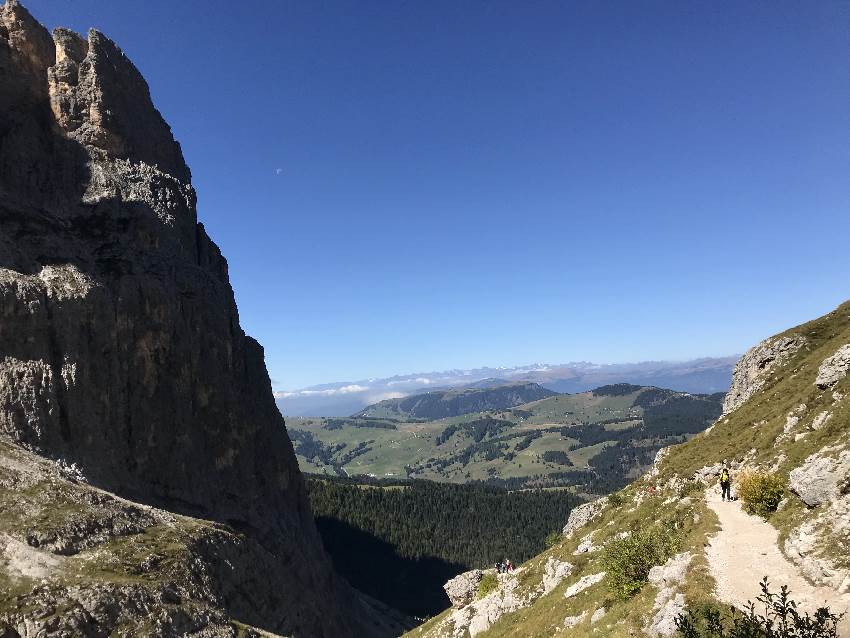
[0,2,399,635]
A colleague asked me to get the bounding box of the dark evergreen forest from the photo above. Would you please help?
[306,477,583,617]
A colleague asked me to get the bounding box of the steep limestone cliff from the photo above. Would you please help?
[0,2,398,635]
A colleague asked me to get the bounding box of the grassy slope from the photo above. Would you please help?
[407,300,850,638]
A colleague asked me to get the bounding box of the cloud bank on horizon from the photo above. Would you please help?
[275,357,739,417]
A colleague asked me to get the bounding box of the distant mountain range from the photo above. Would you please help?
[275,357,737,417]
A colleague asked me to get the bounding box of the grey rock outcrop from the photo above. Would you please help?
[646,553,692,637]
[541,557,573,594]
[0,2,389,636]
[444,569,484,608]
[723,335,806,414]
[562,497,608,538]
[815,344,850,389]
[563,571,606,598]
[789,445,850,507]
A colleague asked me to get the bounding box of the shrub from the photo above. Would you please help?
[608,491,625,507]
[603,519,682,599]
[677,480,703,499]
[545,531,562,548]
[737,471,785,518]
[676,577,843,638]
[477,573,498,599]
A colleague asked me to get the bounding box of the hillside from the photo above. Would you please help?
[407,301,850,638]
[355,382,558,420]
[290,385,723,494]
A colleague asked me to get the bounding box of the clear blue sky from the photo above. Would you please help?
[26,1,850,389]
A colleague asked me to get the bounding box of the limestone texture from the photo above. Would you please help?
[816,344,850,389]
[0,2,400,635]
[723,335,806,414]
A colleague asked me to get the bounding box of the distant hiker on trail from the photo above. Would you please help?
[506,559,514,573]
[720,463,732,502]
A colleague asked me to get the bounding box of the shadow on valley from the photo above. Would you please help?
[315,517,462,617]
[308,476,585,617]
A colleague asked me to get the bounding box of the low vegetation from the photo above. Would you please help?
[602,516,684,599]
[737,471,786,518]
[676,578,844,638]
[478,573,499,599]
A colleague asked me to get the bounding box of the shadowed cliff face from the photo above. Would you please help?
[0,2,379,635]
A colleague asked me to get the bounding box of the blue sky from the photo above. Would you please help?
[26,1,850,389]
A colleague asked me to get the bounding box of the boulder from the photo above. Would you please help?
[591,607,606,624]
[444,569,484,608]
[723,335,806,414]
[815,344,850,389]
[789,446,850,507]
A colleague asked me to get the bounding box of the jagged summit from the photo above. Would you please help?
[0,2,397,635]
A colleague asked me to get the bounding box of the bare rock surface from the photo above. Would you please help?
[0,2,401,636]
[563,571,606,599]
[562,497,608,538]
[444,569,483,608]
[789,444,850,507]
[816,344,850,389]
[541,557,573,595]
[723,335,806,414]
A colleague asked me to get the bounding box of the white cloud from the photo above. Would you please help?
[387,377,432,387]
[366,392,406,403]
[275,168,283,175]
[273,384,370,399]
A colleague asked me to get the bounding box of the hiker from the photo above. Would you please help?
[506,559,514,573]
[720,463,732,502]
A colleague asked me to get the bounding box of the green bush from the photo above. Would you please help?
[737,471,785,518]
[603,519,682,599]
[608,491,625,507]
[676,577,843,638]
[677,480,703,499]
[477,573,498,598]
[544,531,562,548]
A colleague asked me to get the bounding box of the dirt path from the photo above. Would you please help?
[704,487,850,636]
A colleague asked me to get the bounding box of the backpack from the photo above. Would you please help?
[721,469,729,483]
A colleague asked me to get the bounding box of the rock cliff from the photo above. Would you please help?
[0,2,399,635]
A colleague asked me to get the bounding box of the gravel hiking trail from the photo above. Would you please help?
[705,488,850,636]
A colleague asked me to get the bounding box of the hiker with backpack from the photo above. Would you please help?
[720,463,732,502]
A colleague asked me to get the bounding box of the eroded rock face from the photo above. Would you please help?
[816,344,850,389]
[723,335,806,414]
[562,497,608,538]
[444,569,484,608]
[541,557,573,594]
[563,571,606,598]
[0,2,379,636]
[646,553,692,638]
[789,444,850,507]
